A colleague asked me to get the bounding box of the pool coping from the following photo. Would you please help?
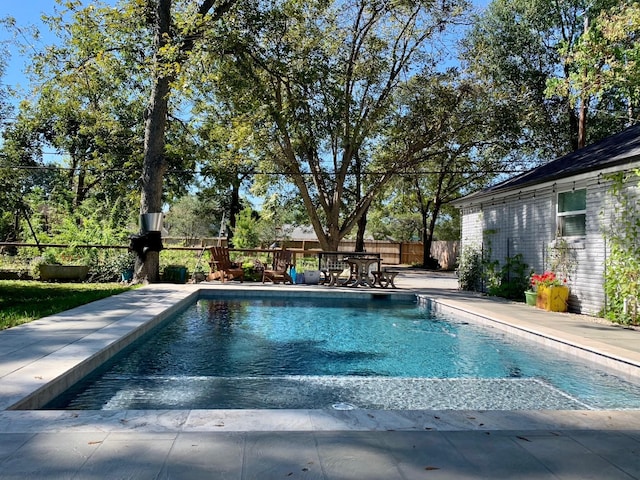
[2,281,640,433]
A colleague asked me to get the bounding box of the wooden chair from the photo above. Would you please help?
[207,246,244,282]
[262,250,293,284]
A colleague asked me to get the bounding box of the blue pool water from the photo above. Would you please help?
[45,296,640,410]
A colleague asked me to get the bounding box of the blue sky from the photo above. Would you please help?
[1,1,61,90]
[2,0,489,93]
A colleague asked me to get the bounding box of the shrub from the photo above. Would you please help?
[486,254,531,300]
[88,251,136,283]
[457,246,483,292]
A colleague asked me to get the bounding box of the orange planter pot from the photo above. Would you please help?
[536,285,569,312]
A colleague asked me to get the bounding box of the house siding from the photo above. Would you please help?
[576,176,608,315]
[472,186,555,292]
[457,172,639,316]
[460,206,483,250]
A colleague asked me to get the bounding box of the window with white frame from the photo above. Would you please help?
[557,188,586,237]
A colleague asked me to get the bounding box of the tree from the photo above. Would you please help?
[9,2,151,209]
[379,70,509,267]
[194,111,258,246]
[0,40,17,241]
[4,1,205,256]
[213,0,469,251]
[137,0,237,282]
[164,194,217,244]
[547,2,640,129]
[14,0,236,281]
[0,30,11,129]
[460,0,622,160]
[232,207,261,249]
[0,113,52,244]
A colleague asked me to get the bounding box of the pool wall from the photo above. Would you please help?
[419,295,640,381]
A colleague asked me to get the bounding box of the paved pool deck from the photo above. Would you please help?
[2,269,640,479]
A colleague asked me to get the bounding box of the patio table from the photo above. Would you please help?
[344,257,379,287]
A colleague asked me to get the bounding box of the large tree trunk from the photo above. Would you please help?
[133,0,237,282]
[135,0,172,283]
[421,202,441,269]
[355,209,367,252]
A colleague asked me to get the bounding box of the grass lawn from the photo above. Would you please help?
[0,280,137,330]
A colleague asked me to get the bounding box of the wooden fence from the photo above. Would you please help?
[162,238,459,269]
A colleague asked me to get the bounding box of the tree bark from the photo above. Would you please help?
[135,0,172,283]
[422,200,441,269]
[355,209,367,252]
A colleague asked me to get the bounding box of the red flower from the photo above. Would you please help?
[531,271,563,289]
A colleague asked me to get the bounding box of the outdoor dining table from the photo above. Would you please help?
[344,256,379,287]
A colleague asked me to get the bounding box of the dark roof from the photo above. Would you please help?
[457,123,640,203]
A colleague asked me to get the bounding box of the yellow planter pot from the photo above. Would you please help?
[536,285,569,312]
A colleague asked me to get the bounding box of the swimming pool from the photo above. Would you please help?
[44,295,640,410]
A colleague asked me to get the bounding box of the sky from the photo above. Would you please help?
[1,1,64,91]
[1,0,490,94]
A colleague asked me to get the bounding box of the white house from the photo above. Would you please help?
[451,124,640,315]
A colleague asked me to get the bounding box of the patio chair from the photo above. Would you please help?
[262,249,293,284]
[208,246,244,282]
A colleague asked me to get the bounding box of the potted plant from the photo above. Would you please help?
[114,252,136,282]
[524,285,538,306]
[531,271,569,312]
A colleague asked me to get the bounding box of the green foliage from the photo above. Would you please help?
[548,237,577,283]
[485,253,531,300]
[46,205,130,266]
[0,33,12,131]
[482,256,501,295]
[602,171,640,325]
[232,207,261,249]
[462,0,625,157]
[164,195,217,243]
[159,249,205,276]
[0,211,13,243]
[457,246,483,292]
[3,184,139,282]
[241,262,263,282]
[27,249,61,280]
[548,3,640,126]
[16,2,148,207]
[433,208,461,241]
[457,244,531,300]
[210,0,469,250]
[89,251,136,283]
